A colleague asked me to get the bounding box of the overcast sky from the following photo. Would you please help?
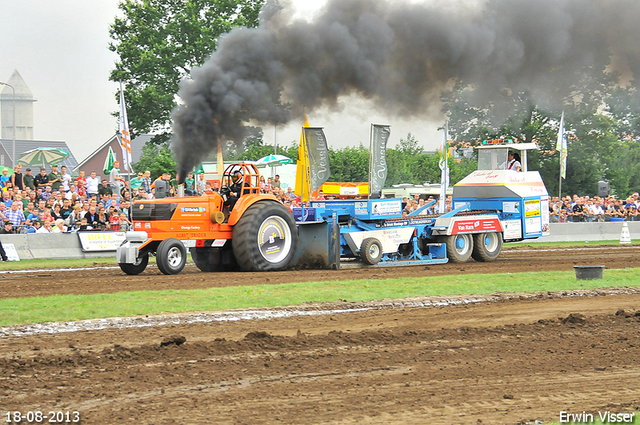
[0,0,443,164]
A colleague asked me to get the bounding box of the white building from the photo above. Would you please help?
[1,69,35,141]
[0,69,77,170]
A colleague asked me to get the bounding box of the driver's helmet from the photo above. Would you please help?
[231,170,243,184]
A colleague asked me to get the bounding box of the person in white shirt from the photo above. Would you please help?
[36,221,53,233]
[590,200,605,222]
[86,171,100,198]
[60,166,72,192]
[65,184,79,200]
[109,161,124,200]
[52,219,67,233]
[507,152,522,172]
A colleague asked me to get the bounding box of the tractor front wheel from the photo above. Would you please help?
[232,202,298,271]
[118,252,149,275]
[156,238,187,275]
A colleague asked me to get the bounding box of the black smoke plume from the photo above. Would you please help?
[172,0,640,180]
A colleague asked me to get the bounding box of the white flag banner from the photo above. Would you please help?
[119,82,133,172]
[438,123,449,213]
[556,112,567,179]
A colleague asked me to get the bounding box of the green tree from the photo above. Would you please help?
[385,133,425,185]
[277,142,301,162]
[225,128,273,161]
[133,143,177,179]
[449,158,477,185]
[109,0,264,141]
[606,85,640,143]
[439,69,640,198]
[566,113,620,197]
[328,145,369,182]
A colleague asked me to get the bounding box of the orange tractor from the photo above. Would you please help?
[116,163,298,275]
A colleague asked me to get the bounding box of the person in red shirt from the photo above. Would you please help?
[76,179,87,197]
[75,170,87,190]
[108,206,120,228]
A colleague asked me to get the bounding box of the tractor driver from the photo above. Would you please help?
[224,170,244,211]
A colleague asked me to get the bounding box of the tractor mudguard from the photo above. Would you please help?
[227,194,281,226]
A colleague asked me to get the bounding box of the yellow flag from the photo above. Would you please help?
[216,136,224,180]
[294,115,311,201]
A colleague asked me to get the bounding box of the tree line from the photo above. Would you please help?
[133,130,476,187]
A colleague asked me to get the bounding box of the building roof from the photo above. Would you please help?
[0,69,35,101]
[0,139,77,171]
[130,134,153,163]
[74,133,154,173]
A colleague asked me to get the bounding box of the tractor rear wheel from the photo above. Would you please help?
[232,201,298,271]
[190,246,239,272]
[445,234,473,263]
[360,237,383,265]
[471,232,502,262]
[156,238,187,275]
[118,252,149,275]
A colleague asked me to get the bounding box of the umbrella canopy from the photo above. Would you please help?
[255,154,293,166]
[17,147,70,169]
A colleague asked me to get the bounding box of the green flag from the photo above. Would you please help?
[103,146,117,175]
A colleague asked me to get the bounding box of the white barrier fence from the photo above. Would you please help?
[0,232,126,261]
[545,222,640,243]
[0,222,636,261]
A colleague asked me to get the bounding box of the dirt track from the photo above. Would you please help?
[2,244,640,299]
[2,245,640,424]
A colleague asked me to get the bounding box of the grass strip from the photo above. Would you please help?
[1,268,639,327]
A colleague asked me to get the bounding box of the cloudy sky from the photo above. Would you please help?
[0,0,442,164]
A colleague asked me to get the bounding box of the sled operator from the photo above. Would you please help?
[508,151,522,172]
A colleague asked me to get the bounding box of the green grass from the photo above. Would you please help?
[1,268,639,327]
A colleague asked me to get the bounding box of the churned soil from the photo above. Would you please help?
[1,245,640,424]
[2,294,640,424]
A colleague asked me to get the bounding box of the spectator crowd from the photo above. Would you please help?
[0,162,138,234]
[3,159,635,236]
[549,194,640,223]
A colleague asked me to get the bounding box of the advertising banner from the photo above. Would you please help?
[77,231,127,252]
[304,127,331,193]
[370,124,390,196]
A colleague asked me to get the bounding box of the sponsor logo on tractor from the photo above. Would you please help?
[181,207,206,213]
[176,232,207,239]
[451,218,502,234]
